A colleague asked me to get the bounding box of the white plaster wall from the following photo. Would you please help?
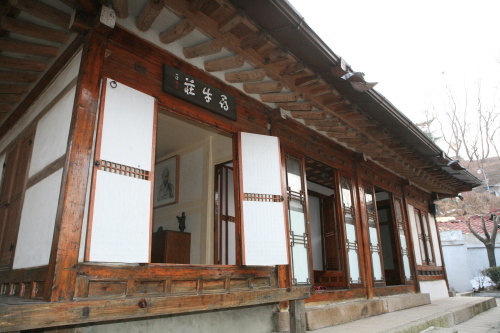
[13,169,63,269]
[76,304,276,333]
[29,86,75,177]
[440,230,472,292]
[419,280,449,300]
[464,233,500,281]
[428,213,442,266]
[0,51,81,154]
[407,204,423,265]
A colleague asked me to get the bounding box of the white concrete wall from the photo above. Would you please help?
[464,233,500,278]
[419,280,449,300]
[440,230,473,292]
[72,304,276,333]
[440,230,500,291]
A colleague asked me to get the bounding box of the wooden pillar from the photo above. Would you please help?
[289,299,306,333]
[355,163,374,299]
[401,185,420,292]
[43,28,108,302]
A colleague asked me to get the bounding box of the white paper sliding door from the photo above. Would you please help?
[87,79,155,263]
[239,132,288,266]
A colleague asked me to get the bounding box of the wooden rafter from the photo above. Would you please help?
[204,54,244,72]
[159,19,195,44]
[0,17,70,44]
[10,0,71,29]
[160,0,460,194]
[183,39,222,58]
[136,0,164,32]
[242,81,282,94]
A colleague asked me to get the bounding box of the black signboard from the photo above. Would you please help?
[162,64,237,121]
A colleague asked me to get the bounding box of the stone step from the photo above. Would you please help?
[309,296,497,333]
[306,293,431,330]
[274,293,431,331]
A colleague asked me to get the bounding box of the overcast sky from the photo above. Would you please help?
[287,0,500,128]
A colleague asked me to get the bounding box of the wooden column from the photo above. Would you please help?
[43,29,108,302]
[356,164,374,299]
[289,299,306,333]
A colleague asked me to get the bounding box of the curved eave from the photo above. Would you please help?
[233,0,482,192]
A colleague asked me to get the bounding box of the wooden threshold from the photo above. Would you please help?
[0,287,310,332]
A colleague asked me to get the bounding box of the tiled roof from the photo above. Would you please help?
[437,210,500,234]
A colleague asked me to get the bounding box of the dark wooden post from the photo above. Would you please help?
[289,299,306,333]
[44,27,109,302]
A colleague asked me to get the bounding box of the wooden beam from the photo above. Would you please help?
[204,54,244,72]
[323,96,346,107]
[264,45,287,64]
[1,288,310,332]
[317,125,350,133]
[159,19,195,44]
[0,104,13,113]
[0,16,70,44]
[183,39,222,59]
[188,0,206,14]
[218,8,245,34]
[43,30,107,302]
[304,84,332,97]
[276,101,312,111]
[243,81,282,94]
[280,61,305,76]
[239,29,268,49]
[9,0,71,29]
[0,70,38,82]
[136,0,164,32]
[0,83,29,94]
[326,131,360,139]
[112,0,128,19]
[295,74,320,87]
[0,94,22,103]
[225,68,266,83]
[76,0,100,15]
[304,119,339,127]
[260,91,299,103]
[0,37,59,57]
[290,111,325,120]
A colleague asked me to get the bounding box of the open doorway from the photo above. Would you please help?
[151,111,233,265]
[305,158,346,289]
[375,188,403,285]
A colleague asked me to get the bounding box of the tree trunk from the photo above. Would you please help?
[486,244,497,267]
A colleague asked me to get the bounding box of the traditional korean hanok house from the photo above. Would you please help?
[0,0,482,332]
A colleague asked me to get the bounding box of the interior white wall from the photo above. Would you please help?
[308,195,322,271]
[13,169,63,269]
[428,213,442,266]
[29,86,75,177]
[407,204,423,265]
[419,280,449,300]
[154,142,206,264]
[307,181,334,196]
[0,51,81,154]
[0,154,5,185]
